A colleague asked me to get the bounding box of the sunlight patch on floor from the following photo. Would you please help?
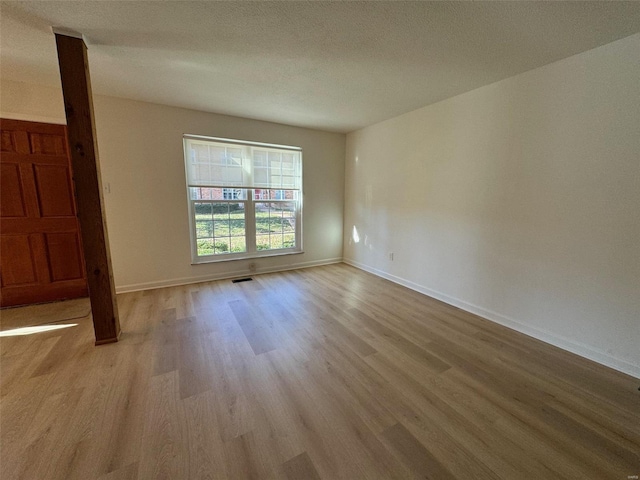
[0,323,78,337]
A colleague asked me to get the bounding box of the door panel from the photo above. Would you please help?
[29,132,68,156]
[0,164,26,217]
[46,232,84,281]
[1,130,16,152]
[34,165,75,217]
[0,235,37,286]
[1,119,88,307]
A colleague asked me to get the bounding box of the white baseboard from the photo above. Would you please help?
[115,257,343,294]
[344,258,639,379]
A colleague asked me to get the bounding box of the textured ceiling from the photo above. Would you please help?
[1,1,640,133]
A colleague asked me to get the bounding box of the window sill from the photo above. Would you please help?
[191,249,304,265]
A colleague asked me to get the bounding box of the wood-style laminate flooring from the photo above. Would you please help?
[1,263,638,479]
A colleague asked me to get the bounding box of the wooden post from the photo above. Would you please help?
[54,30,120,344]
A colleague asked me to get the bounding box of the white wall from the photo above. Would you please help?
[0,79,65,124]
[1,79,345,291]
[96,97,345,290]
[344,34,640,378]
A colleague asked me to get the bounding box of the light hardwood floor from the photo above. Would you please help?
[1,263,638,479]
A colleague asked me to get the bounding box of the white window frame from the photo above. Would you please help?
[183,136,303,264]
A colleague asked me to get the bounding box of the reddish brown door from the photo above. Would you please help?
[1,119,88,307]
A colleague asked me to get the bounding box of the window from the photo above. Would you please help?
[183,135,302,263]
[222,188,242,200]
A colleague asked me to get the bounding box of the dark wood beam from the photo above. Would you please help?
[54,31,120,345]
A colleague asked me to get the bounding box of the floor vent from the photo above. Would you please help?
[232,277,253,284]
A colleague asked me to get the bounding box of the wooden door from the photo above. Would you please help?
[1,119,88,307]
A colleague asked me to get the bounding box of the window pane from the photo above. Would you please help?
[269,235,284,250]
[197,238,214,256]
[194,201,213,218]
[283,233,295,248]
[214,218,230,237]
[254,167,268,185]
[230,236,246,253]
[284,217,296,233]
[281,176,296,188]
[256,234,270,250]
[281,202,295,233]
[254,150,267,166]
[222,188,242,200]
[195,202,246,255]
[194,188,247,200]
[229,205,245,236]
[192,143,210,162]
[283,221,295,234]
[196,220,213,239]
[254,199,296,251]
[214,237,230,254]
[210,145,226,164]
[255,202,271,234]
[253,189,298,201]
[213,203,230,237]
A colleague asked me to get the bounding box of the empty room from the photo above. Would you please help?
[1,2,639,479]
